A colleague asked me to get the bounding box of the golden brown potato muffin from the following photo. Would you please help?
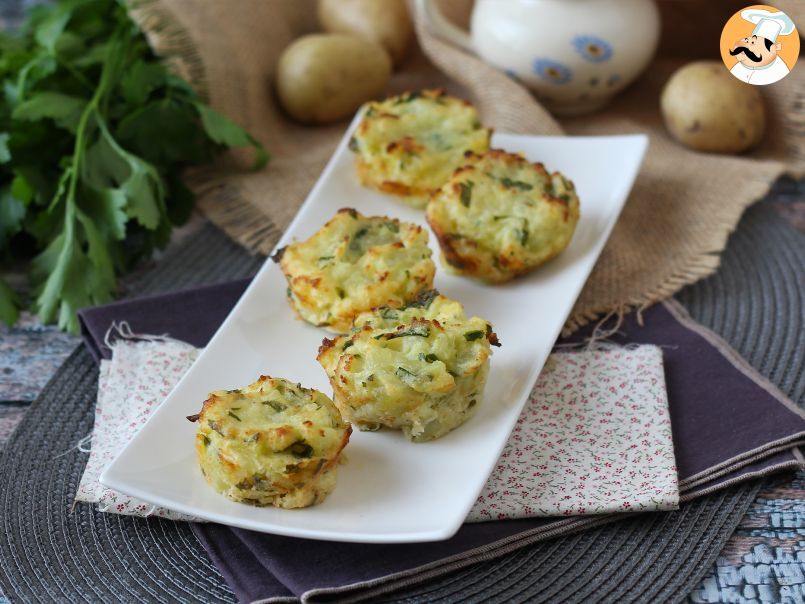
[426,149,580,282]
[273,208,435,333]
[189,376,351,509]
[349,89,491,207]
[317,290,500,442]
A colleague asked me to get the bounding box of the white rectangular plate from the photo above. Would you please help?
[102,121,648,543]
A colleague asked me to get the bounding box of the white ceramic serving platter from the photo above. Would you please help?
[102,116,647,543]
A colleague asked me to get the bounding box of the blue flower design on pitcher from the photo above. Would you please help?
[533,59,572,84]
[573,35,613,63]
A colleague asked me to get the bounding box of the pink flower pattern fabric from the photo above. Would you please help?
[75,337,201,521]
[468,345,678,522]
[77,340,678,522]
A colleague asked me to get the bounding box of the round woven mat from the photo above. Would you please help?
[0,203,802,603]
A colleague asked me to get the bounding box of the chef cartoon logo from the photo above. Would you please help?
[720,5,799,85]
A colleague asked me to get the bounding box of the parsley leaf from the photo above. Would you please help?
[196,103,268,169]
[395,366,419,386]
[0,0,268,332]
[12,92,88,133]
[0,187,26,247]
[459,180,473,207]
[376,324,430,340]
[493,215,530,247]
[500,177,533,191]
[0,278,21,327]
[0,134,10,163]
[34,7,71,53]
[119,61,166,106]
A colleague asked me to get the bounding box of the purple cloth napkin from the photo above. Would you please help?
[79,279,251,362]
[78,283,805,603]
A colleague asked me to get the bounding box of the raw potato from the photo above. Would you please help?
[318,0,413,66]
[276,34,391,124]
[661,61,765,153]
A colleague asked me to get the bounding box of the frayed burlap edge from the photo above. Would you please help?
[126,1,800,335]
[127,0,210,102]
[562,164,782,336]
[189,176,284,253]
[774,73,805,176]
[126,1,281,254]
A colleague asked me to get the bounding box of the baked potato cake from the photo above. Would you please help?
[317,290,500,442]
[188,376,351,509]
[273,208,435,333]
[349,89,491,207]
[426,150,581,283]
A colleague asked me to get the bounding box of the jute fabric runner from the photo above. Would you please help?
[129,0,804,331]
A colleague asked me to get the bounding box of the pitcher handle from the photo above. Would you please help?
[414,0,475,53]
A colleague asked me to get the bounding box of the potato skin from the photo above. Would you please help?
[661,61,765,153]
[350,89,491,207]
[318,0,413,66]
[276,33,391,124]
[426,149,580,283]
[317,291,500,442]
[273,208,435,333]
[190,376,351,509]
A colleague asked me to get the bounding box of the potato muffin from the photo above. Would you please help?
[426,150,581,283]
[317,290,500,442]
[349,89,491,207]
[188,376,351,509]
[273,208,435,333]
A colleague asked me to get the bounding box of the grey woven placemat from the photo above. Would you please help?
[0,226,261,604]
[0,203,801,603]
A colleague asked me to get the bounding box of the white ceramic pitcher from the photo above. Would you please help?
[415,0,660,115]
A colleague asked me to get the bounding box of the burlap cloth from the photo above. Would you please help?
[130,0,804,331]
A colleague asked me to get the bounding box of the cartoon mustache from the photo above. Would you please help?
[730,46,763,62]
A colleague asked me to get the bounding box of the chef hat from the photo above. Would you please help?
[741,8,796,43]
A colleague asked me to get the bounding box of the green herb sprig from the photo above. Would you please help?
[375,323,430,340]
[0,0,267,331]
[459,180,473,207]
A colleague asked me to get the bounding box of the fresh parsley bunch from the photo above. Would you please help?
[0,0,267,332]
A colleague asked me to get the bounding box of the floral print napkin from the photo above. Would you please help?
[75,335,200,520]
[468,345,678,521]
[76,339,679,520]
